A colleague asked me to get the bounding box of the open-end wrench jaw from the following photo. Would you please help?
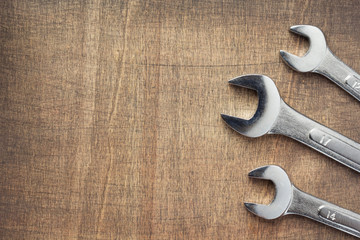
[281,25,360,102]
[244,165,293,220]
[221,74,360,173]
[280,25,327,72]
[221,75,281,138]
[245,165,360,237]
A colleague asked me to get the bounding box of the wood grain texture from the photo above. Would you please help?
[1,0,360,239]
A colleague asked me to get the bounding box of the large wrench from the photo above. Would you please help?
[245,165,360,238]
[280,25,360,101]
[221,75,360,173]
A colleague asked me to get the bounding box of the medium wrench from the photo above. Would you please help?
[280,25,360,101]
[245,165,360,238]
[221,75,360,173]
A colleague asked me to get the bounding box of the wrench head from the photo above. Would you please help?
[221,75,281,138]
[245,165,293,220]
[280,25,327,72]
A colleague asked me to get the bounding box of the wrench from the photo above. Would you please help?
[221,75,360,173]
[280,25,360,101]
[245,165,360,238]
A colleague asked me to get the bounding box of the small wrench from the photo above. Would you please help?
[221,75,360,173]
[280,25,360,101]
[245,165,360,238]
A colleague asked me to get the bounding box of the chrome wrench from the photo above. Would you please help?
[245,165,360,238]
[280,25,360,101]
[221,75,360,173]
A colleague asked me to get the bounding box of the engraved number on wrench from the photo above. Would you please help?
[352,81,360,90]
[319,135,332,146]
[345,75,360,92]
[326,210,336,221]
[309,129,360,166]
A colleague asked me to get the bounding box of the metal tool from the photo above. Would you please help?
[245,165,360,238]
[280,25,360,101]
[221,75,360,172]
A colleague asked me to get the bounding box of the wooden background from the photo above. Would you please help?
[1,0,360,239]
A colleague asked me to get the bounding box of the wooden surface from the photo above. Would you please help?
[1,0,360,239]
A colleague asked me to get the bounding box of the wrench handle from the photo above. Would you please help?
[272,101,360,172]
[287,187,360,238]
[315,49,360,101]
[308,129,360,166]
